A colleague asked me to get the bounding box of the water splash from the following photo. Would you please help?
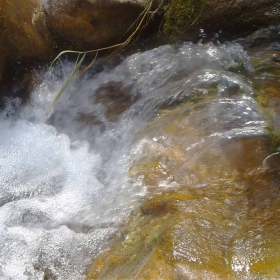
[0,41,257,279]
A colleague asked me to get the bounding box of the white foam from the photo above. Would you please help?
[0,41,254,279]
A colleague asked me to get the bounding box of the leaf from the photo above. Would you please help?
[50,50,83,68]
[74,51,99,81]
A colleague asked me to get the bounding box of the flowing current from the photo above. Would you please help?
[0,40,264,279]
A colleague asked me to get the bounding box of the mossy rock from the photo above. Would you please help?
[86,169,280,279]
[163,0,206,37]
[163,0,280,40]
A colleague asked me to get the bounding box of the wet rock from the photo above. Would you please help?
[48,80,139,145]
[86,170,280,279]
[87,143,278,278]
[0,0,53,61]
[248,29,280,149]
[0,0,54,97]
[0,0,145,100]
[85,69,280,278]
[236,25,280,50]
[128,69,269,184]
[164,0,280,41]
[94,81,138,122]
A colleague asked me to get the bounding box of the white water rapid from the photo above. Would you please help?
[0,42,257,279]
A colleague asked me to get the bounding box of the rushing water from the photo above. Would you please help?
[0,27,279,279]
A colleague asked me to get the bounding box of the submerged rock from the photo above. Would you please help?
[94,82,138,122]
[86,168,280,279]
[86,67,280,279]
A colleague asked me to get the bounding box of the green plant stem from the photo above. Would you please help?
[49,0,155,107]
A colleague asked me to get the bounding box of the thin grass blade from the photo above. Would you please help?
[50,53,86,107]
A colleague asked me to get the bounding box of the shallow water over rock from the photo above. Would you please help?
[0,27,280,279]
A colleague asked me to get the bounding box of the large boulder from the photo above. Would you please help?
[0,0,52,58]
[0,0,54,95]
[44,0,144,51]
[0,0,145,98]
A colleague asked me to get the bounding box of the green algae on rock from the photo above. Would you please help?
[163,0,280,40]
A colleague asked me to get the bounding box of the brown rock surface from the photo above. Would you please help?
[86,170,280,279]
[44,0,144,51]
[0,0,54,93]
[0,0,144,98]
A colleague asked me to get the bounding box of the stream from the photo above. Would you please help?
[0,26,280,279]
